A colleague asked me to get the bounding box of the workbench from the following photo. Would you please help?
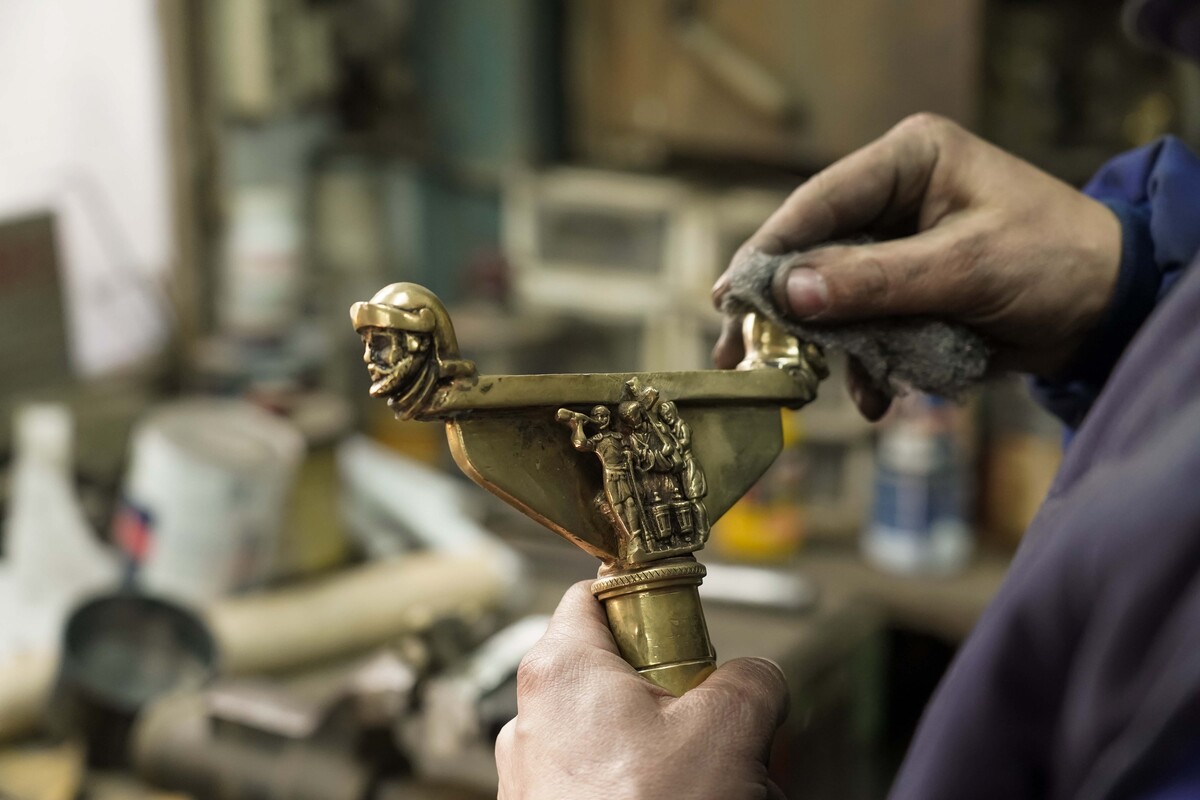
[0,532,1008,800]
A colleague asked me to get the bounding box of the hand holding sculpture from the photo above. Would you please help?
[496,583,789,800]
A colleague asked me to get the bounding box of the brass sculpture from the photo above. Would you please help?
[556,379,708,564]
[352,283,476,419]
[351,282,827,695]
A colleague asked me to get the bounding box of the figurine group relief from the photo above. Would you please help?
[557,379,710,564]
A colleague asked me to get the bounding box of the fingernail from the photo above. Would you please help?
[784,268,829,318]
[711,273,731,307]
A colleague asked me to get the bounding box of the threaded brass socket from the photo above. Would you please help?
[592,557,715,696]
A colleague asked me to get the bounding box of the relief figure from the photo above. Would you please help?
[557,381,710,563]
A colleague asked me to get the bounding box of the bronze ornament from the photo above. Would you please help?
[350,283,477,419]
[351,284,826,694]
[556,379,709,565]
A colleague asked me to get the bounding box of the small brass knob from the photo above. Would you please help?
[736,313,828,387]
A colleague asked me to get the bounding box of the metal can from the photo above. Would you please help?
[114,400,304,604]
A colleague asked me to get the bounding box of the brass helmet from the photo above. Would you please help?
[350,282,462,362]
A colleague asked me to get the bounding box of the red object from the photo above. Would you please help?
[113,501,155,562]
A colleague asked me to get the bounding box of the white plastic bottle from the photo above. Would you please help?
[4,404,119,624]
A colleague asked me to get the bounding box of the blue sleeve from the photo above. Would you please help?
[1136,741,1200,800]
[1030,136,1200,432]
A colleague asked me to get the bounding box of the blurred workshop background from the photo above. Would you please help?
[0,0,1195,798]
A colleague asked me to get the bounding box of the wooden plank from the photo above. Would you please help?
[568,0,984,167]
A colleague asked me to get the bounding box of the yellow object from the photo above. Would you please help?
[0,740,84,800]
[367,404,447,467]
[712,410,807,562]
[277,449,352,578]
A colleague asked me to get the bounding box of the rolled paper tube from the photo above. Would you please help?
[0,552,511,743]
[0,650,57,742]
[206,551,512,675]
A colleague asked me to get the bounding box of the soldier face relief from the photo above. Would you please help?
[361,327,431,399]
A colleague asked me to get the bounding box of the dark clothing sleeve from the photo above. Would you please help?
[1031,136,1200,431]
[1138,741,1200,800]
[889,247,1200,800]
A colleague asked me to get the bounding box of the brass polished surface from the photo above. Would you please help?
[738,313,830,386]
[352,284,820,424]
[593,558,715,696]
[352,283,476,419]
[426,368,814,416]
[555,378,711,564]
[351,283,825,694]
[447,405,782,563]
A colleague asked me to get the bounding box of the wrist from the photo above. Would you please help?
[1070,195,1125,349]
[1043,198,1158,385]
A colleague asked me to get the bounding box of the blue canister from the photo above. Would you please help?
[862,395,973,575]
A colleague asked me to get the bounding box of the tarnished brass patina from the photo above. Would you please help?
[351,282,825,695]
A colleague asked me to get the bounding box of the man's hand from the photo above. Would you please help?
[496,582,789,800]
[712,113,1123,420]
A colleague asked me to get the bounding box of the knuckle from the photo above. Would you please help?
[748,661,790,714]
[696,685,779,744]
[514,638,589,697]
[515,647,560,696]
[892,113,966,170]
[743,656,787,687]
[845,251,894,308]
[894,111,954,141]
[723,659,788,715]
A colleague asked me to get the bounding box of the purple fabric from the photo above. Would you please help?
[1083,138,1200,273]
[890,255,1200,799]
[888,10,1200,797]
[1140,745,1200,799]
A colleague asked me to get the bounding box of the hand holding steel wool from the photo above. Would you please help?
[712,113,1122,419]
[719,247,991,400]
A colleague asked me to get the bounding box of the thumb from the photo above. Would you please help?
[772,227,976,323]
[674,657,789,760]
[540,580,621,656]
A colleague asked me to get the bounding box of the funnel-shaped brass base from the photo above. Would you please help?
[592,557,716,696]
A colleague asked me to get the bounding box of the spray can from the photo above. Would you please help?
[862,394,973,576]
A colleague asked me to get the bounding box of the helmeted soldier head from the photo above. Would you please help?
[591,405,611,429]
[350,283,473,418]
[618,401,644,430]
